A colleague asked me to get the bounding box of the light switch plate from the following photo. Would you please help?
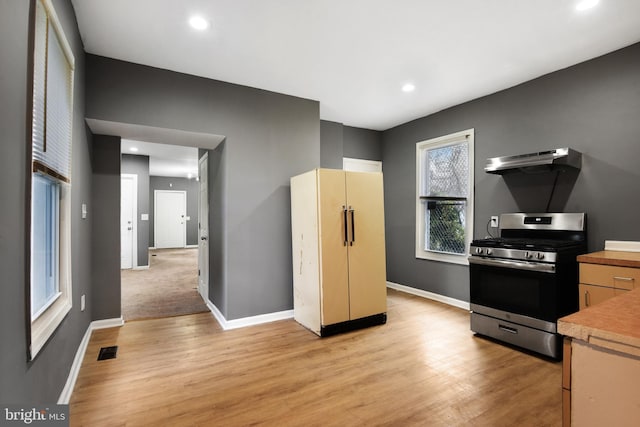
[82,203,87,219]
[490,216,499,228]
[141,214,149,221]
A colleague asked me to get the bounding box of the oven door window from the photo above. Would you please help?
[470,264,558,322]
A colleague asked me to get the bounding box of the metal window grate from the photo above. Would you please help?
[423,143,468,198]
[425,200,466,254]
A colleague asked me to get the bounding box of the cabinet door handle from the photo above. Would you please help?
[349,207,355,246]
[342,206,348,246]
[613,276,634,282]
[584,290,590,307]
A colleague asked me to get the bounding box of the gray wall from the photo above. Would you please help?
[382,42,640,302]
[149,176,199,247]
[320,120,344,168]
[121,154,150,267]
[343,125,383,161]
[0,0,94,403]
[91,135,121,320]
[320,120,382,168]
[85,55,320,320]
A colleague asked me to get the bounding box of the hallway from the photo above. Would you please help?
[121,248,208,320]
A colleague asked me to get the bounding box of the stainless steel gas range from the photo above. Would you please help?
[468,212,587,359]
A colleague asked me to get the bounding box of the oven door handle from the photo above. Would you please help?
[468,256,556,273]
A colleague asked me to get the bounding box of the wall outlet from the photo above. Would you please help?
[81,294,86,312]
[490,216,499,228]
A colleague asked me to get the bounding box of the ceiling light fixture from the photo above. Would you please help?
[129,147,139,152]
[402,83,415,93]
[576,0,599,11]
[189,15,209,31]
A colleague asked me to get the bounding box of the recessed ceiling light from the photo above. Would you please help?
[402,83,416,93]
[129,147,139,152]
[189,15,209,31]
[576,0,599,11]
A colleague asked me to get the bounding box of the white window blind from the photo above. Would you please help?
[32,0,74,182]
[32,0,47,174]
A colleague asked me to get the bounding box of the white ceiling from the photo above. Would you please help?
[120,139,199,179]
[72,0,640,131]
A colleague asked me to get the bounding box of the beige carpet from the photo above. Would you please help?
[121,248,209,321]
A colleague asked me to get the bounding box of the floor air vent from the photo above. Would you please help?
[97,346,118,361]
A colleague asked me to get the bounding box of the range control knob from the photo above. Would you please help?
[536,252,545,260]
[475,247,484,255]
[524,251,533,259]
[485,248,492,256]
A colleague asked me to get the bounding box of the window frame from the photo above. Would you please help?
[415,129,474,265]
[28,0,75,360]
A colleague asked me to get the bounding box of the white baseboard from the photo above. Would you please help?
[206,299,226,328]
[205,300,293,330]
[387,281,470,311]
[58,317,124,404]
[185,245,198,249]
[91,317,125,330]
[148,246,156,250]
[57,325,92,404]
[133,265,150,270]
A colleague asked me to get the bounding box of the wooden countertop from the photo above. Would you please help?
[577,250,640,268]
[559,287,640,357]
[560,250,640,356]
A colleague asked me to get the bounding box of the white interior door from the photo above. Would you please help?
[154,190,186,248]
[121,174,137,269]
[198,154,209,300]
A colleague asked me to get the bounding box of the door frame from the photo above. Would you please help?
[154,190,187,249]
[198,153,209,301]
[121,174,138,269]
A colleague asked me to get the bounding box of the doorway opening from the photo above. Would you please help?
[120,140,209,321]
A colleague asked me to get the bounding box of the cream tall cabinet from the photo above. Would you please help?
[290,168,387,336]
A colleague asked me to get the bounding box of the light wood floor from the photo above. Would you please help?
[70,289,561,426]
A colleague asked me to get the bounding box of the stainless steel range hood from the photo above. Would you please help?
[485,148,581,174]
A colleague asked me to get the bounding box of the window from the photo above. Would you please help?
[31,174,61,318]
[29,0,75,360]
[416,129,474,264]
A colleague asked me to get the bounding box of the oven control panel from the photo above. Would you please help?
[470,246,557,263]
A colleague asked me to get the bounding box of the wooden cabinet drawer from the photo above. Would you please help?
[579,263,640,290]
[579,283,615,310]
[614,288,630,297]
